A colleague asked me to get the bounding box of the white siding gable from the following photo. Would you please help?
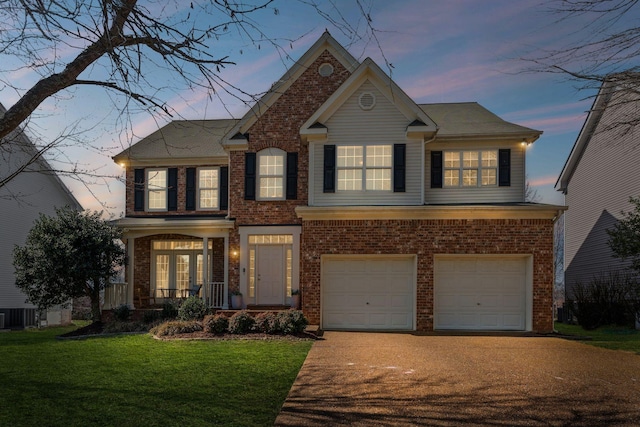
[310,81,423,206]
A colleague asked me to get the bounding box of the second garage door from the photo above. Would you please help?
[434,255,530,331]
[322,256,415,330]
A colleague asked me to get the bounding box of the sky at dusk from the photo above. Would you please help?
[3,0,634,215]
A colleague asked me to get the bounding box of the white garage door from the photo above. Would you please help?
[434,256,529,331]
[322,256,415,330]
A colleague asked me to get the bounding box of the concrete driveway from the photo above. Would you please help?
[275,332,640,426]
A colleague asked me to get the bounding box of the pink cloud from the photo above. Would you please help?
[528,175,559,187]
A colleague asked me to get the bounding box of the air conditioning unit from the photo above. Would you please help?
[0,313,5,329]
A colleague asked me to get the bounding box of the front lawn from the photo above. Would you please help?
[0,323,312,427]
[555,322,640,354]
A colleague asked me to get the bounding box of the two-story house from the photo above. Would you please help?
[1,103,83,329]
[111,32,563,333]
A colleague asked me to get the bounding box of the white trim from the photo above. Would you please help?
[257,148,286,201]
[146,168,168,212]
[196,166,220,211]
[296,204,566,221]
[238,226,301,304]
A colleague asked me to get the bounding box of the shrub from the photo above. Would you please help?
[151,320,203,337]
[103,321,149,334]
[569,271,638,330]
[161,300,179,320]
[203,314,228,334]
[253,312,279,334]
[178,296,207,321]
[277,310,309,334]
[228,310,255,334]
[142,310,161,324]
[112,304,131,322]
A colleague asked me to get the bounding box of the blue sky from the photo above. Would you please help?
[3,0,633,215]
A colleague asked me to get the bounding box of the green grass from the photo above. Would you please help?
[555,322,640,354]
[0,323,312,427]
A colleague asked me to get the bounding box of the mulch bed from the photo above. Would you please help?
[58,322,319,341]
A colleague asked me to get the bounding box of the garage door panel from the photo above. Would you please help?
[435,256,528,331]
[322,256,415,330]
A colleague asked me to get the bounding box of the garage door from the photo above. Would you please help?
[434,256,529,331]
[322,256,415,330]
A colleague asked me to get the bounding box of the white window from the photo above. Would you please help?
[198,167,219,210]
[444,150,497,187]
[147,168,167,210]
[337,144,391,191]
[258,149,285,200]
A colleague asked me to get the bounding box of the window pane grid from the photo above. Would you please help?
[337,144,391,191]
[249,235,293,245]
[259,177,283,198]
[443,150,497,187]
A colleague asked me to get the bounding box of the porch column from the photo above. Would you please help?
[127,237,135,309]
[223,235,229,309]
[202,237,209,304]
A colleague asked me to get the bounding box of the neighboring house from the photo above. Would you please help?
[0,103,83,329]
[111,32,562,333]
[556,74,640,296]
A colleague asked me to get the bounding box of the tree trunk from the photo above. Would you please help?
[90,280,102,323]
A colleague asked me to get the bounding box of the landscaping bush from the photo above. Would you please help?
[277,310,309,334]
[203,314,228,334]
[228,310,255,334]
[103,321,149,334]
[112,304,131,322]
[253,312,279,334]
[142,310,161,324]
[151,320,203,337]
[161,300,179,320]
[569,271,638,330]
[178,296,207,321]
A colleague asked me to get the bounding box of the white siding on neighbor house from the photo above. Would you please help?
[564,91,640,290]
[310,80,423,206]
[0,149,79,309]
[425,140,526,204]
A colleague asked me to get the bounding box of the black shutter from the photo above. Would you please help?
[323,145,336,193]
[393,144,406,192]
[168,168,178,211]
[499,149,511,187]
[245,152,256,200]
[186,168,196,210]
[430,151,443,188]
[134,168,145,211]
[286,152,298,200]
[220,166,229,210]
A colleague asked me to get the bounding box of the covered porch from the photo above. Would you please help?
[104,217,234,311]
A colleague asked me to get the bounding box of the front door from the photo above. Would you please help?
[257,245,285,305]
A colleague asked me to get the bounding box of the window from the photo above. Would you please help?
[147,169,167,210]
[444,150,497,187]
[258,149,285,200]
[198,168,219,210]
[337,144,391,191]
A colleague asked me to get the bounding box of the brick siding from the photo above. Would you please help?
[300,218,555,333]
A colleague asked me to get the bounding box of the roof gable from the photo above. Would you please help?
[223,31,359,149]
[0,102,82,210]
[300,57,437,141]
[113,119,237,165]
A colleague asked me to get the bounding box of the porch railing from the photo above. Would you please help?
[103,282,127,310]
[207,282,225,308]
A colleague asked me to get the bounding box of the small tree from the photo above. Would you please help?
[607,196,640,274]
[13,207,125,323]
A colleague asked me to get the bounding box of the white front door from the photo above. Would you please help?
[257,245,285,305]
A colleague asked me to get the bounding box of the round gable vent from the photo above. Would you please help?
[359,92,376,110]
[318,63,334,77]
